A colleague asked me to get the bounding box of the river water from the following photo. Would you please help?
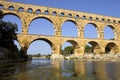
[0,59,120,80]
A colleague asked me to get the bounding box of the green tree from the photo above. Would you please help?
[62,46,74,55]
[0,10,19,60]
[85,45,92,53]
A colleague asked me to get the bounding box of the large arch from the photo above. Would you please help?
[104,25,115,40]
[62,40,79,55]
[105,42,119,53]
[85,41,101,54]
[84,23,98,39]
[62,20,78,37]
[28,17,55,35]
[3,13,22,33]
[27,38,54,55]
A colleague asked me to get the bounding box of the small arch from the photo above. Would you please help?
[96,17,99,21]
[82,15,86,19]
[75,15,79,19]
[68,14,72,18]
[18,7,24,12]
[107,19,110,22]
[8,6,14,10]
[44,10,49,15]
[36,9,41,14]
[0,4,4,9]
[118,21,120,23]
[113,20,116,23]
[27,8,33,13]
[60,12,64,16]
[102,18,105,22]
[85,41,101,54]
[105,42,119,53]
[52,11,57,16]
[89,17,92,20]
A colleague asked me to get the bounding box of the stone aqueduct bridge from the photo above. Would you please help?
[1,1,120,57]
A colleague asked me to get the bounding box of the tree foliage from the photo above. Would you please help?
[62,46,74,55]
[0,10,20,60]
[85,45,92,53]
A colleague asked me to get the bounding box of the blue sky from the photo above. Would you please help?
[2,0,120,55]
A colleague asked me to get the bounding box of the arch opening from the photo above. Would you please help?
[27,8,33,13]
[52,11,57,16]
[0,5,4,9]
[27,39,53,55]
[61,40,78,56]
[3,14,22,33]
[84,23,98,39]
[18,7,24,12]
[29,17,54,35]
[85,41,101,54]
[104,25,115,40]
[36,9,41,14]
[44,10,49,15]
[105,42,119,54]
[62,20,78,37]
[8,6,14,10]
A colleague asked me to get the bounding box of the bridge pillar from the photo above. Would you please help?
[55,30,61,36]
[51,45,64,60]
[98,31,104,39]
[79,31,84,38]
[94,47,105,54]
[74,46,84,55]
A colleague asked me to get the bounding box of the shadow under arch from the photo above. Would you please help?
[62,20,78,37]
[27,38,55,55]
[84,23,98,39]
[3,13,22,33]
[105,42,119,53]
[104,25,116,40]
[28,17,55,35]
[85,41,101,54]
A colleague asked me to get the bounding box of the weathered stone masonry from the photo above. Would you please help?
[1,1,120,57]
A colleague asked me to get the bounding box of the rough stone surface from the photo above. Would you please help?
[1,1,120,59]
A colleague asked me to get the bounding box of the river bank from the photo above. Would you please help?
[65,53,120,61]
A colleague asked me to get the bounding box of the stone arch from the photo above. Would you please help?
[104,25,116,40]
[29,17,55,35]
[52,11,57,16]
[0,4,4,9]
[105,42,119,53]
[85,41,101,54]
[62,20,79,37]
[84,23,98,38]
[8,6,14,10]
[44,10,49,15]
[62,40,79,54]
[36,9,41,14]
[27,38,55,55]
[27,8,33,13]
[18,7,24,12]
[3,13,22,33]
